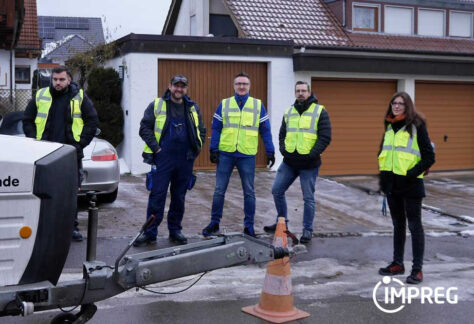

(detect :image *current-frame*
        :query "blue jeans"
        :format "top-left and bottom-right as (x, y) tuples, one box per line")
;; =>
(211, 154), (256, 228)
(271, 162), (319, 231)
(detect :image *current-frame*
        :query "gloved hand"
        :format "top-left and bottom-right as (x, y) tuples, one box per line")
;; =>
(266, 154), (275, 168)
(308, 150), (320, 160)
(210, 151), (219, 164)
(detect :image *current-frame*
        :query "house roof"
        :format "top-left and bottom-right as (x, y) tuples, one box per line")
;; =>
(16, 0), (41, 53)
(40, 34), (95, 63)
(224, 0), (352, 47)
(38, 16), (105, 49)
(225, 0), (474, 55)
(348, 32), (474, 55)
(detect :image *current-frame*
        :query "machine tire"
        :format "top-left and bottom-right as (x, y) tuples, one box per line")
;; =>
(51, 313), (76, 324)
(99, 187), (118, 204)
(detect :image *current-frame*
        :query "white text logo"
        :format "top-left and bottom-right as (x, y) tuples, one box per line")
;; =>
(372, 276), (458, 313)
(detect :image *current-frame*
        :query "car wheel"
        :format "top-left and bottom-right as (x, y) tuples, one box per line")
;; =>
(99, 187), (118, 203)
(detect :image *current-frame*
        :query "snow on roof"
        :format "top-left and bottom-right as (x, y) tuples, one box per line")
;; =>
(41, 34), (90, 58)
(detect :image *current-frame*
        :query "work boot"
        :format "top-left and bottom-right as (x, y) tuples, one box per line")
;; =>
(263, 223), (277, 233)
(133, 233), (157, 247)
(406, 269), (423, 284)
(72, 229), (83, 242)
(243, 226), (256, 238)
(169, 232), (188, 245)
(202, 222), (220, 237)
(379, 262), (405, 276)
(300, 229), (312, 243)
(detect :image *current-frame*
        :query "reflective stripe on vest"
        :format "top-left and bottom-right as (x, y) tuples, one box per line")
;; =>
(35, 87), (84, 141)
(378, 124), (423, 178)
(284, 103), (324, 155)
(143, 99), (201, 153)
(218, 96), (261, 155)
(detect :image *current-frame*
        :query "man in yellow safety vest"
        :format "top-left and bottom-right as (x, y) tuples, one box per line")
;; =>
(23, 66), (98, 241)
(264, 81), (331, 244)
(202, 72), (275, 238)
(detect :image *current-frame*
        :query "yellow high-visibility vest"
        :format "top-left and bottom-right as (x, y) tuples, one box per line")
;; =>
(284, 103), (324, 154)
(35, 87), (84, 142)
(378, 124), (423, 178)
(143, 98), (201, 153)
(218, 96), (261, 155)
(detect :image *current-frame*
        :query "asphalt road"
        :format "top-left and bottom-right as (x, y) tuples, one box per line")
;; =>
(3, 171), (474, 324)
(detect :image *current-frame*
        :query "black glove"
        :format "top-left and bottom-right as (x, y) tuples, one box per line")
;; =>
(210, 151), (219, 164)
(266, 154), (275, 168)
(308, 150), (320, 160)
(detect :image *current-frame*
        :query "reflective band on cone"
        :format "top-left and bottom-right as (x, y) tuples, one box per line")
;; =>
(242, 217), (310, 323)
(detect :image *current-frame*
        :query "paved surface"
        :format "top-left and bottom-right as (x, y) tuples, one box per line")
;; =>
(4, 171), (474, 324)
(76, 170), (474, 241)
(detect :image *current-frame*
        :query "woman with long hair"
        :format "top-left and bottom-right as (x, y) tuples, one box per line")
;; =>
(378, 91), (435, 284)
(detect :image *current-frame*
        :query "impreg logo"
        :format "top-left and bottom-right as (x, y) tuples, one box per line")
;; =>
(372, 276), (458, 313)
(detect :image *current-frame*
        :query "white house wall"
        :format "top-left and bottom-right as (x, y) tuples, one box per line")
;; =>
(174, 0), (210, 36)
(115, 53), (294, 175)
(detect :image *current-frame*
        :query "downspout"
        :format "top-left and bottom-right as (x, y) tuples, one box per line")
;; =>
(342, 0), (346, 27)
(10, 49), (13, 104)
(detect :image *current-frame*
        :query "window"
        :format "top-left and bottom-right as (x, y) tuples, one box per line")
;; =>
(353, 4), (379, 32)
(385, 6), (414, 35)
(209, 14), (238, 37)
(15, 66), (30, 84)
(449, 11), (473, 37)
(418, 9), (445, 37)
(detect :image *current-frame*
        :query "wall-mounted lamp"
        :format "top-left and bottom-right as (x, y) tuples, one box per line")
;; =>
(118, 65), (124, 80)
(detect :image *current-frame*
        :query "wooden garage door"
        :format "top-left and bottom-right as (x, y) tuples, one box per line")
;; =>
(158, 59), (268, 169)
(312, 79), (397, 175)
(415, 82), (474, 171)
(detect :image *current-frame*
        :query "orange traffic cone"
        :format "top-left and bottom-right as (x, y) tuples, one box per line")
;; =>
(242, 217), (310, 323)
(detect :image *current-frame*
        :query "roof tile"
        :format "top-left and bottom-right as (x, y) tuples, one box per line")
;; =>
(349, 32), (474, 54)
(225, 0), (352, 46)
(226, 0), (474, 54)
(16, 0), (41, 51)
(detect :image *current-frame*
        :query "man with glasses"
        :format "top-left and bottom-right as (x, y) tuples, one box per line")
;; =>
(136, 75), (206, 247)
(202, 72), (275, 238)
(264, 81), (331, 243)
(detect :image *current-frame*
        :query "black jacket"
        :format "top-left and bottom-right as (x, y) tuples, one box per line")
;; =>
(379, 120), (435, 198)
(23, 82), (98, 159)
(139, 89), (206, 164)
(279, 94), (332, 169)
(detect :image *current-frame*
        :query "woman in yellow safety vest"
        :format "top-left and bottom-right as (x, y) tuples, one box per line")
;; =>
(377, 91), (435, 284)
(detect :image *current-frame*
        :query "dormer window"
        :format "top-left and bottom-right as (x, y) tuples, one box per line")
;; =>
(353, 4), (379, 32)
(384, 6), (414, 35)
(418, 9), (445, 37)
(449, 11), (473, 38)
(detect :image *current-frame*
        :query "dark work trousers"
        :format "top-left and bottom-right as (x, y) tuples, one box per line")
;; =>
(73, 158), (84, 230)
(387, 194), (425, 270)
(144, 116), (193, 238)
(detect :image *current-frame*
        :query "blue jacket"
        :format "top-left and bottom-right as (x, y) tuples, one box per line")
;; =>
(210, 93), (274, 157)
(139, 89), (206, 164)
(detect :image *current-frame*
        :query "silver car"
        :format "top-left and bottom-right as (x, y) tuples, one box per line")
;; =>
(0, 111), (120, 203)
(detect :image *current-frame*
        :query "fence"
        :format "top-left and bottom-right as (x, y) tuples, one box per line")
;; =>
(0, 89), (33, 116)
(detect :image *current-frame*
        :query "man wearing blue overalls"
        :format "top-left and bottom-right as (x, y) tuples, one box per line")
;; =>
(136, 75), (206, 247)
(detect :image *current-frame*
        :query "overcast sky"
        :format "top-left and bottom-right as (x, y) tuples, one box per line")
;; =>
(37, 0), (172, 41)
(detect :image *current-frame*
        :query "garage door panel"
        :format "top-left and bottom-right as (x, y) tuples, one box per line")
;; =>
(312, 79), (397, 175)
(416, 82), (474, 171)
(158, 60), (268, 169)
